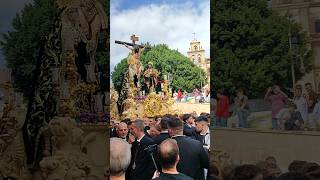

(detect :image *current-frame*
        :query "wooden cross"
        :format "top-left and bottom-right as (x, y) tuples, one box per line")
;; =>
(130, 34), (139, 45)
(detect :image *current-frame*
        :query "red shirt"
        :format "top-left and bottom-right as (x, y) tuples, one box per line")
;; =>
(177, 90), (183, 99)
(216, 95), (230, 118)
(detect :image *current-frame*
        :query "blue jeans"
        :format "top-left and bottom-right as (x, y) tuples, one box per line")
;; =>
(216, 117), (227, 127)
(272, 118), (278, 130)
(237, 109), (249, 128)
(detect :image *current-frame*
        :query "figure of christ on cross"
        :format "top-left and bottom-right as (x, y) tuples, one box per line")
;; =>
(118, 35), (145, 89)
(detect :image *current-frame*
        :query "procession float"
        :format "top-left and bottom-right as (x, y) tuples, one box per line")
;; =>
(111, 35), (178, 121)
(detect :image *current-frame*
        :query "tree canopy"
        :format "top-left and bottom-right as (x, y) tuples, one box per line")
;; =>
(0, 0), (109, 97)
(211, 0), (311, 98)
(111, 44), (207, 93)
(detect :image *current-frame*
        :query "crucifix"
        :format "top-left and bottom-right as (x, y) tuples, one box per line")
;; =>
(115, 34), (147, 93)
(130, 34), (139, 45)
(115, 34), (144, 49)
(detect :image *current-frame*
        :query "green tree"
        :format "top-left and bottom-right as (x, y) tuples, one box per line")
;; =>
(1, 0), (109, 97)
(1, 0), (59, 97)
(211, 0), (311, 98)
(112, 44), (206, 93)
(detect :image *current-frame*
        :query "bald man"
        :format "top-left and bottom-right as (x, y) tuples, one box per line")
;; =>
(110, 138), (131, 180)
(116, 122), (129, 141)
(153, 139), (193, 180)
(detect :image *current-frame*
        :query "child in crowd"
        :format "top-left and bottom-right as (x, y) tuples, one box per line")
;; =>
(284, 103), (304, 130)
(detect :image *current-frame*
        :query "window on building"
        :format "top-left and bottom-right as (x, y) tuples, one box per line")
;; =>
(192, 55), (195, 63)
(194, 45), (197, 51)
(198, 55), (201, 63)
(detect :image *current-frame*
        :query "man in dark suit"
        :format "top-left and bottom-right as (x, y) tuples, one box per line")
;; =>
(182, 114), (196, 136)
(126, 119), (155, 180)
(153, 117), (170, 145)
(167, 117), (209, 180)
(192, 115), (210, 152)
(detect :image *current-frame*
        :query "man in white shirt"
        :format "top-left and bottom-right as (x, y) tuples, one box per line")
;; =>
(293, 85), (308, 123)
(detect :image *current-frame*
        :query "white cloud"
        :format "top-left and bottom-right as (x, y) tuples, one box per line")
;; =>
(110, 0), (210, 74)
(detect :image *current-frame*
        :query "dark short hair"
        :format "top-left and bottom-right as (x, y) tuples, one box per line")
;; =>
(127, 121), (133, 126)
(300, 162), (320, 175)
(230, 164), (262, 180)
(160, 117), (169, 130)
(277, 172), (309, 180)
(195, 115), (209, 123)
(121, 118), (131, 124)
(182, 114), (192, 122)
(289, 160), (308, 172)
(158, 139), (179, 169)
(163, 114), (175, 119)
(167, 117), (183, 129)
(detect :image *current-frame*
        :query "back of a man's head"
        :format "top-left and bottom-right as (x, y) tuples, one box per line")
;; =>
(297, 162), (320, 180)
(230, 164), (262, 180)
(289, 161), (308, 172)
(158, 138), (179, 170)
(277, 172), (309, 180)
(110, 138), (131, 177)
(160, 117), (169, 131)
(167, 117), (183, 136)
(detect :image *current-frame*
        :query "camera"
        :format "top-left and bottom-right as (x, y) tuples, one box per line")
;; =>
(144, 144), (159, 171)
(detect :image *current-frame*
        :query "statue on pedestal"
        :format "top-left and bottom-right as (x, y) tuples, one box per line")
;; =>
(143, 61), (159, 94)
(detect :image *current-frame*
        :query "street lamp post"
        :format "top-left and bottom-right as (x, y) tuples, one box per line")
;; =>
(289, 25), (296, 88)
(199, 71), (203, 89)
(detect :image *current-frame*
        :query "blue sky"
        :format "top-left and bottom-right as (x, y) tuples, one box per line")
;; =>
(110, 0), (210, 74)
(114, 0), (200, 11)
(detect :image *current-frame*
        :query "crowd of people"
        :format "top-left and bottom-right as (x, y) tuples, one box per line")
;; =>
(207, 156), (320, 180)
(174, 87), (210, 104)
(212, 83), (320, 131)
(265, 83), (320, 130)
(109, 112), (211, 180)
